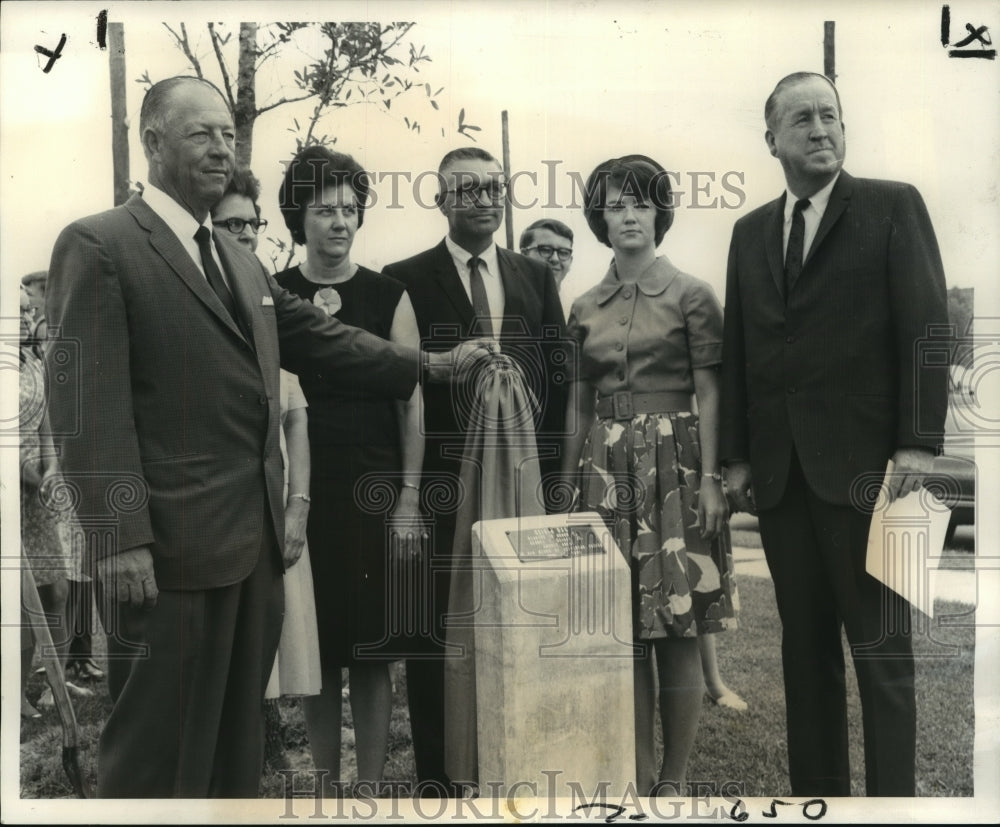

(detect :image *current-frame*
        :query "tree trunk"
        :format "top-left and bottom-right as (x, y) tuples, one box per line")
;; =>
(234, 22), (258, 167)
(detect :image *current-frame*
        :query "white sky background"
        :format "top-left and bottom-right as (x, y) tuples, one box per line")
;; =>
(1, 0), (999, 822)
(1, 0), (998, 304)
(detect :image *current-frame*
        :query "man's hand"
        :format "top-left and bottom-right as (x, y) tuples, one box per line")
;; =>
(283, 498), (309, 567)
(98, 546), (158, 610)
(885, 447), (936, 503)
(425, 339), (495, 383)
(724, 461), (756, 515)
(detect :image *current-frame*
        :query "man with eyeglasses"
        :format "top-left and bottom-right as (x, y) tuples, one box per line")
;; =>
(383, 147), (569, 793)
(212, 167), (267, 252)
(519, 218), (574, 291)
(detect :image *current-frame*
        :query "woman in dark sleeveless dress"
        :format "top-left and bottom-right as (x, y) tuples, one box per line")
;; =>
(276, 146), (424, 790)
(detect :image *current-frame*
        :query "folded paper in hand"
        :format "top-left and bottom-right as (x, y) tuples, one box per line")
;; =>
(865, 460), (951, 618)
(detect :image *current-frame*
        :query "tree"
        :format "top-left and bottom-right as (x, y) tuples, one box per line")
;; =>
(147, 21), (448, 166)
(135, 20), (483, 271)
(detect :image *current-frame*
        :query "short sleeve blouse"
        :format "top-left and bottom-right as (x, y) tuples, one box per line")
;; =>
(566, 255), (723, 397)
(279, 370), (308, 423)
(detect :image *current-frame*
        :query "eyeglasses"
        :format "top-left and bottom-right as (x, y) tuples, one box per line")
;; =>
(523, 245), (573, 262)
(446, 182), (508, 205)
(214, 217), (268, 234)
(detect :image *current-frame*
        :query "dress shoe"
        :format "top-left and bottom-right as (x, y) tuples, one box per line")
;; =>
(75, 658), (105, 681)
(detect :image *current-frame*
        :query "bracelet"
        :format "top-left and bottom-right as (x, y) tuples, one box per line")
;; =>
(288, 493), (311, 503)
(401, 482), (420, 493)
(701, 472), (723, 483)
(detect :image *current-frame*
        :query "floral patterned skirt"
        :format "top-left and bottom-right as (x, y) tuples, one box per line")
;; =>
(576, 411), (738, 640)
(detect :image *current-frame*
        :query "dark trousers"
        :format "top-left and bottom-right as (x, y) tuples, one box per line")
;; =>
(97, 537), (284, 798)
(405, 657), (450, 792)
(758, 453), (915, 797)
(402, 501), (455, 795)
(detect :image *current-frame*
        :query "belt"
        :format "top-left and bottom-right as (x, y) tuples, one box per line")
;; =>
(594, 390), (692, 420)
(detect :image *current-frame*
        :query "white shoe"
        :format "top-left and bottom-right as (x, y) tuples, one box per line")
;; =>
(66, 681), (94, 698)
(37, 681), (94, 707)
(709, 690), (748, 712)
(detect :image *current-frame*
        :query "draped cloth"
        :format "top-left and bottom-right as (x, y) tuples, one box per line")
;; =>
(443, 354), (547, 786)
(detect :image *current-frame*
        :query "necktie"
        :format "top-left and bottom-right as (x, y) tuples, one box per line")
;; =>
(468, 255), (494, 337)
(784, 198), (810, 302)
(194, 226), (239, 325)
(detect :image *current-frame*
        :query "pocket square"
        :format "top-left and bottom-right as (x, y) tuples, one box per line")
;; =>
(261, 296), (275, 306)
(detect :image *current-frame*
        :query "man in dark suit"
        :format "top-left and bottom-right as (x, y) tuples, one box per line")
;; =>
(382, 147), (568, 790)
(44, 76), (485, 798)
(719, 72), (948, 796)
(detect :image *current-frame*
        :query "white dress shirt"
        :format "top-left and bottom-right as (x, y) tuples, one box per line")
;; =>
(444, 235), (506, 327)
(782, 172), (840, 264)
(142, 183), (229, 287)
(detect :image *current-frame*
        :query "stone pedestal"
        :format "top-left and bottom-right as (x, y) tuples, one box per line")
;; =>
(473, 511), (635, 798)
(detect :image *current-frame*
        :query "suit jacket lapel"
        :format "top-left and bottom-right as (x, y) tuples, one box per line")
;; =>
(804, 170), (853, 267)
(215, 237), (257, 349)
(217, 240), (279, 408)
(430, 239), (476, 328)
(127, 196), (247, 342)
(764, 194), (786, 301)
(496, 248), (528, 339)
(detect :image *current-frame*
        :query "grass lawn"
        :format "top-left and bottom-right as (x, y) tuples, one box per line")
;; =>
(19, 550), (975, 800)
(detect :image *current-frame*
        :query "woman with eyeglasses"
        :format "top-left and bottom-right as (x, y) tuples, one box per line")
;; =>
(211, 167), (268, 250)
(274, 145), (425, 793)
(561, 155), (738, 796)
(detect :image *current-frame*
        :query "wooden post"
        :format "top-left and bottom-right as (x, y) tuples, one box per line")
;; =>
(501, 110), (514, 250)
(824, 21), (836, 83)
(108, 22), (130, 206)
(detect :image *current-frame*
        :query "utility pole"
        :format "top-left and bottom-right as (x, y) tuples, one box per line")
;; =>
(824, 21), (836, 83)
(108, 22), (130, 206)
(501, 110), (514, 250)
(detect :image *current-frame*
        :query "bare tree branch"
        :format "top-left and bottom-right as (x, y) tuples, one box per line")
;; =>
(301, 61), (338, 148)
(255, 26), (291, 62)
(380, 23), (414, 58)
(265, 237), (298, 274)
(256, 50), (279, 71)
(255, 91), (317, 117)
(207, 23), (236, 111)
(162, 22), (203, 78)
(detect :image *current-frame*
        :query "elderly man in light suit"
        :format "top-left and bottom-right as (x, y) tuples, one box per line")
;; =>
(720, 72), (948, 796)
(45, 76), (485, 798)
